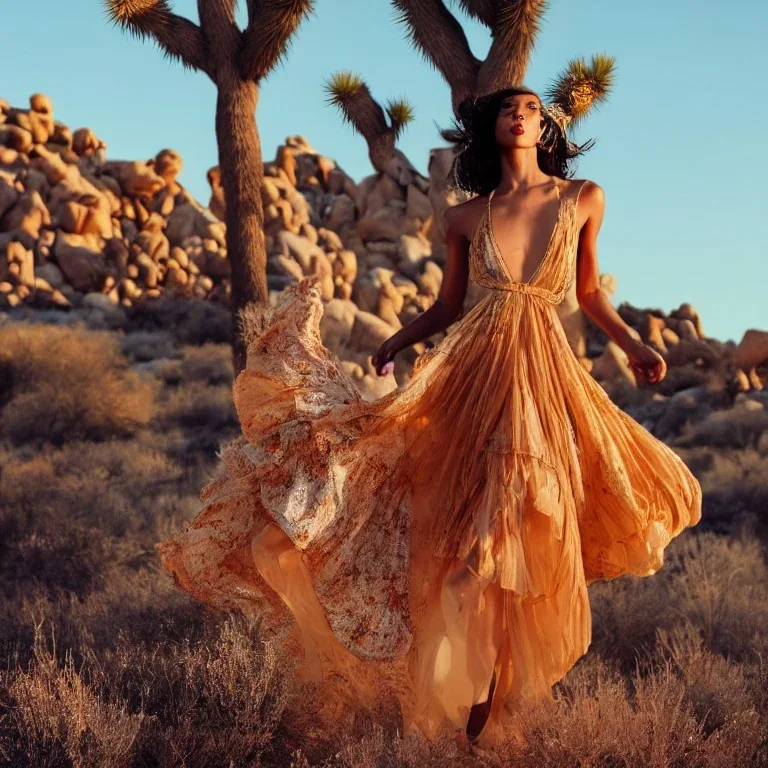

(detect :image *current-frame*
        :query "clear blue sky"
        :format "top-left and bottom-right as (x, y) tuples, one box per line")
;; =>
(2, 0), (766, 344)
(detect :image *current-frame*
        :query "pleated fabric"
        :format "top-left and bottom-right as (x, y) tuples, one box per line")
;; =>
(157, 178), (702, 745)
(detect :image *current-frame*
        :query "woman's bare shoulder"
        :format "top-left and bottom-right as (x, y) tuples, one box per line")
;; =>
(565, 178), (604, 205)
(444, 195), (485, 242)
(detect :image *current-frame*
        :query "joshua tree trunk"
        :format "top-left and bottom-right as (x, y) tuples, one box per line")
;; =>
(216, 80), (268, 372)
(104, 0), (314, 376)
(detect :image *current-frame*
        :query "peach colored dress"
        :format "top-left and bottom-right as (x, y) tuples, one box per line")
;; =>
(157, 177), (702, 745)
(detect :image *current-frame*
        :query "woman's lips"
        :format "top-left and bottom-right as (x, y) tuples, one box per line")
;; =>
(512, 126), (524, 134)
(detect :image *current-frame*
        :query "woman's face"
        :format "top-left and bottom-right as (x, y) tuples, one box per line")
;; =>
(494, 92), (546, 150)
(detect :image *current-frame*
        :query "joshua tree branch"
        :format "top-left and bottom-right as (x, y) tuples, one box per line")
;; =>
(245, 0), (261, 24)
(391, 0), (480, 113)
(105, 0), (211, 77)
(327, 81), (389, 146)
(455, 0), (496, 28)
(476, 0), (547, 96)
(239, 0), (315, 82)
(197, 0), (241, 67)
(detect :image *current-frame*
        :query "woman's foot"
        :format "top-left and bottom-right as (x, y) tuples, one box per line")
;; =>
(465, 671), (497, 743)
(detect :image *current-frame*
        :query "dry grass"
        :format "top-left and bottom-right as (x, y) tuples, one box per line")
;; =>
(124, 296), (232, 346)
(1, 531), (764, 767)
(155, 343), (233, 387)
(0, 323), (155, 445)
(679, 406), (768, 450)
(4, 631), (144, 768)
(2, 615), (291, 768)
(120, 330), (178, 363)
(589, 526), (768, 665)
(0, 319), (765, 766)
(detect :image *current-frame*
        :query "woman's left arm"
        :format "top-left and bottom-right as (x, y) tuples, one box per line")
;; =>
(574, 182), (667, 385)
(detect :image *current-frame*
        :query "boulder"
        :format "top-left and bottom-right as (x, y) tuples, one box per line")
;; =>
(397, 233), (431, 278)
(54, 231), (108, 292)
(103, 160), (164, 198)
(165, 203), (211, 244)
(349, 310), (396, 351)
(5, 241), (35, 286)
(36, 261), (65, 289)
(320, 298), (358, 355)
(590, 341), (635, 384)
(1, 189), (51, 239)
(733, 329), (768, 372)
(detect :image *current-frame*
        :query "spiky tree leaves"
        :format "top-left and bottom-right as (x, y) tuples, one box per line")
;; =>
(105, 0), (315, 82)
(103, 0), (315, 375)
(240, 0), (317, 81)
(390, 0), (549, 112)
(391, 0), (614, 128)
(386, 99), (416, 140)
(391, 0), (481, 113)
(324, 72), (422, 186)
(454, 0), (496, 27)
(105, 0), (210, 74)
(544, 54), (616, 127)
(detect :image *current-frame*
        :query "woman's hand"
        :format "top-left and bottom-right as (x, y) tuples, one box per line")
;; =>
(371, 337), (400, 377)
(624, 338), (667, 384)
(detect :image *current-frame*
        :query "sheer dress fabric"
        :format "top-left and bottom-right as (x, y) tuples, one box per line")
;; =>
(157, 177), (702, 744)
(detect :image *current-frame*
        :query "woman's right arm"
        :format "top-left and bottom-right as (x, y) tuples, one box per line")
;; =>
(371, 206), (471, 375)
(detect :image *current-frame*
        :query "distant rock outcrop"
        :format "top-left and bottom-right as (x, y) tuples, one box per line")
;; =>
(1, 92), (765, 403)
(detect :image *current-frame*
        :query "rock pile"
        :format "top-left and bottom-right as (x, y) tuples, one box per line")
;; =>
(1, 92), (765, 402)
(0, 95), (230, 321)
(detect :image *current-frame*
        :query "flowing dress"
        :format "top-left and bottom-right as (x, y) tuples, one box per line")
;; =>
(157, 176), (702, 744)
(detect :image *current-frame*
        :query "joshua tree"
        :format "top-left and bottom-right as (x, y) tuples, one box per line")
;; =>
(391, 0), (614, 133)
(104, 0), (315, 374)
(324, 71), (428, 192)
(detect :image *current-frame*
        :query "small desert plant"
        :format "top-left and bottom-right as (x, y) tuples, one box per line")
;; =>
(0, 323), (155, 445)
(155, 343), (234, 387)
(679, 405), (768, 450)
(1, 624), (144, 768)
(125, 296), (232, 347)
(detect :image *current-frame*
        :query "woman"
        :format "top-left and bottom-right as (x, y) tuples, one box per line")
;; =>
(157, 86), (702, 750)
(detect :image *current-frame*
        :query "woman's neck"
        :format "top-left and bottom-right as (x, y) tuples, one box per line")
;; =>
(497, 147), (549, 192)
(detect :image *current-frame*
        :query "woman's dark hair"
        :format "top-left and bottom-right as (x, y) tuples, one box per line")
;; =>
(438, 86), (596, 196)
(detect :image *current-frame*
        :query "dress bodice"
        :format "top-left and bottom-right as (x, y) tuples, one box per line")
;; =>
(469, 178), (588, 305)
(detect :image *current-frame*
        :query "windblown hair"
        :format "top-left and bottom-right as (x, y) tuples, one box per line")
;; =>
(438, 87), (596, 196)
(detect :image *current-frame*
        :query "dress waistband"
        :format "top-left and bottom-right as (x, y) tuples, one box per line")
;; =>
(476, 280), (562, 305)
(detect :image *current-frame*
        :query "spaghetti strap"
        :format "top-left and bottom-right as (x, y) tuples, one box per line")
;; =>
(574, 178), (588, 209)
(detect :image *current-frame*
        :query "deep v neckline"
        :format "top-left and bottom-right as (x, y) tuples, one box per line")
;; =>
(486, 178), (563, 286)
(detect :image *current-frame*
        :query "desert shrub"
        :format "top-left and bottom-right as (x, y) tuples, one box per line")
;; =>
(692, 447), (768, 535)
(589, 527), (768, 667)
(158, 382), (238, 438)
(0, 323), (155, 445)
(679, 405), (768, 450)
(0, 440), (190, 601)
(155, 343), (233, 387)
(125, 296), (232, 346)
(120, 330), (178, 362)
(655, 622), (763, 740)
(0, 615), (293, 768)
(299, 645), (765, 767)
(1, 630), (143, 768)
